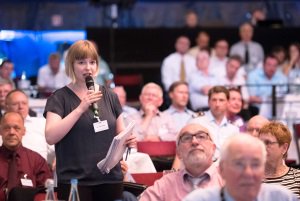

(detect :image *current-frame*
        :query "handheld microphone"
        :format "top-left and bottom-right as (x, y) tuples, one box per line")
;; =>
(85, 75), (99, 117)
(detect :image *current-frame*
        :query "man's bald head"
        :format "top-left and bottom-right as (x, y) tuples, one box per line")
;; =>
(247, 115), (269, 137)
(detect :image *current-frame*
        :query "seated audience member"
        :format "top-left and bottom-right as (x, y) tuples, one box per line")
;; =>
(258, 122), (300, 199)
(139, 123), (223, 201)
(247, 54), (288, 116)
(250, 8), (267, 26)
(209, 39), (229, 78)
(5, 89), (54, 163)
(183, 134), (298, 201)
(271, 45), (287, 72)
(113, 86), (138, 122)
(0, 59), (15, 88)
(190, 86), (239, 158)
(161, 36), (196, 91)
(230, 22), (264, 72)
(189, 50), (218, 111)
(0, 112), (52, 199)
(189, 31), (211, 58)
(283, 43), (300, 93)
(0, 78), (14, 117)
(227, 88), (246, 132)
(282, 42), (300, 76)
(184, 10), (199, 28)
(128, 83), (177, 141)
(37, 53), (70, 95)
(246, 115), (270, 137)
(219, 55), (249, 104)
(164, 81), (195, 132)
(0, 79), (36, 120)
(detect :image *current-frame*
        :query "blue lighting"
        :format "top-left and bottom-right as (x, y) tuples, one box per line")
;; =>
(0, 30), (86, 79)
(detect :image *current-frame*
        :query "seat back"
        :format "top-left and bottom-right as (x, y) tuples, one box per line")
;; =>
(7, 187), (42, 201)
(131, 172), (163, 187)
(137, 141), (176, 157)
(292, 123), (300, 163)
(34, 192), (58, 201)
(114, 74), (143, 102)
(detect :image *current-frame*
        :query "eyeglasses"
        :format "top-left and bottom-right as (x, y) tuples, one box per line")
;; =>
(247, 127), (260, 133)
(180, 131), (210, 143)
(261, 140), (279, 146)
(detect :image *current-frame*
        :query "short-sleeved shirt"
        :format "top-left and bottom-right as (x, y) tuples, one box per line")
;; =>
(44, 86), (123, 185)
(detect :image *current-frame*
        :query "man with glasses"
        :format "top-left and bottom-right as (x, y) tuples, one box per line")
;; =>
(128, 82), (177, 141)
(246, 115), (269, 137)
(184, 134), (298, 201)
(139, 123), (223, 201)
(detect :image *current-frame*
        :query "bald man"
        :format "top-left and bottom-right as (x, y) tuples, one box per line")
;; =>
(246, 115), (269, 137)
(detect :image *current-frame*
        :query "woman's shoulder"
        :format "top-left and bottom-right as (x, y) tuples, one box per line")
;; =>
(99, 85), (117, 97)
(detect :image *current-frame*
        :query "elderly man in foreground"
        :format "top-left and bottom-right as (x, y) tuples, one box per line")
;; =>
(183, 134), (298, 201)
(139, 123), (223, 201)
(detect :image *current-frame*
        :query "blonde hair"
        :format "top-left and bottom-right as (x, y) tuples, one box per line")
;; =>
(65, 40), (99, 83)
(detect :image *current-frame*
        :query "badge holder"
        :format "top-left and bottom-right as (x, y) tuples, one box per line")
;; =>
(93, 109), (109, 133)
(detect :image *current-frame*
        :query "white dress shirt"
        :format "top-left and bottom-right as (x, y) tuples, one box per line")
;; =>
(22, 116), (55, 163)
(209, 56), (228, 78)
(163, 105), (195, 133)
(161, 52), (197, 91)
(230, 41), (264, 72)
(37, 63), (70, 89)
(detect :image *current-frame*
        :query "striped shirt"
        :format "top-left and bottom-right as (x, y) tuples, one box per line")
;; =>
(264, 167), (300, 199)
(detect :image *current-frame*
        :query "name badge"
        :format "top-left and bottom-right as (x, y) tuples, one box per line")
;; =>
(93, 120), (109, 133)
(21, 178), (33, 187)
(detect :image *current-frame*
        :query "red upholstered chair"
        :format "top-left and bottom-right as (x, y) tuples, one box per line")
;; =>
(292, 123), (300, 163)
(137, 141), (176, 157)
(34, 192), (58, 201)
(131, 172), (164, 187)
(137, 141), (176, 171)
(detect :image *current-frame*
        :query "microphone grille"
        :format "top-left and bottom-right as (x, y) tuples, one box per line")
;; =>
(85, 75), (94, 89)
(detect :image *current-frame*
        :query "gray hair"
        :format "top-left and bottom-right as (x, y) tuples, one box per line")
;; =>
(220, 133), (267, 163)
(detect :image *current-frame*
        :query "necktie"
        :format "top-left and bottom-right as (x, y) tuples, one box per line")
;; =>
(7, 152), (18, 192)
(180, 57), (186, 82)
(244, 44), (249, 64)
